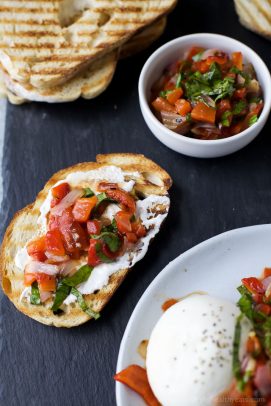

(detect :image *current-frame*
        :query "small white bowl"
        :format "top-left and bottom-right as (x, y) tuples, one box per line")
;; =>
(138, 33), (271, 158)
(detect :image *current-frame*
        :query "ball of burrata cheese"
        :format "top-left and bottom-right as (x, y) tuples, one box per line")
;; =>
(146, 294), (239, 406)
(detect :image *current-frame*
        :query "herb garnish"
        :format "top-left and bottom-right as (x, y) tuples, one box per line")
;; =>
(83, 187), (95, 197)
(71, 288), (100, 320)
(248, 115), (258, 127)
(52, 265), (93, 313)
(30, 282), (41, 305)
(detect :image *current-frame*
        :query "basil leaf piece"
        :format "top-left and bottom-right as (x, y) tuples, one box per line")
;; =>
(159, 90), (171, 98)
(101, 219), (118, 233)
(221, 111), (232, 127)
(51, 265), (93, 312)
(232, 101), (246, 115)
(71, 288), (100, 320)
(176, 72), (184, 88)
(51, 283), (71, 312)
(101, 232), (121, 253)
(95, 243), (114, 263)
(84, 187), (95, 197)
(30, 282), (41, 305)
(202, 63), (222, 82)
(62, 264), (93, 287)
(248, 114), (258, 127)
(192, 51), (203, 62)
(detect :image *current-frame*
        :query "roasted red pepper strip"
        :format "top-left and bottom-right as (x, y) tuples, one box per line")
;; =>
(106, 189), (136, 213)
(242, 277), (265, 294)
(114, 365), (161, 406)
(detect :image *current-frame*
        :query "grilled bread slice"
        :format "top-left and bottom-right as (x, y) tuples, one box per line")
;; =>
(0, 0), (177, 90)
(0, 153), (172, 327)
(1, 17), (167, 104)
(1, 51), (118, 103)
(234, 0), (271, 40)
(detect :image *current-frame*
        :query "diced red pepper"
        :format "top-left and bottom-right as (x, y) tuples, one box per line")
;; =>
(51, 182), (70, 208)
(24, 272), (37, 287)
(27, 236), (47, 262)
(192, 60), (210, 73)
(263, 268), (271, 278)
(166, 88), (183, 105)
(152, 97), (177, 113)
(98, 182), (118, 191)
(88, 239), (102, 267)
(186, 46), (205, 61)
(233, 88), (247, 100)
(37, 273), (56, 292)
(191, 102), (216, 124)
(115, 211), (132, 234)
(175, 99), (192, 115)
(106, 189), (136, 214)
(87, 220), (102, 235)
(58, 208), (88, 257)
(45, 229), (66, 256)
(242, 277), (265, 294)
(126, 232), (138, 243)
(246, 334), (262, 357)
(206, 54), (228, 66)
(114, 365), (160, 406)
(132, 220), (147, 238)
(217, 99), (231, 120)
(232, 52), (243, 70)
(256, 303), (271, 316)
(252, 293), (264, 304)
(72, 196), (98, 223)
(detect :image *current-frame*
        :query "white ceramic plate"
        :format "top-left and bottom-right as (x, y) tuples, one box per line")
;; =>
(116, 224), (271, 406)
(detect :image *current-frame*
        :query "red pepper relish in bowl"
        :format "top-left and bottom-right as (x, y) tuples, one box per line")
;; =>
(150, 47), (264, 140)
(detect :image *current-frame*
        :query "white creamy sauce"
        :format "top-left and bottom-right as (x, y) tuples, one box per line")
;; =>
(17, 165), (169, 305)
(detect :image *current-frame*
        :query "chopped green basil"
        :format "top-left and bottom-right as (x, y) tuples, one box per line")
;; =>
(221, 111), (232, 127)
(30, 282), (41, 305)
(232, 101), (246, 115)
(83, 187), (95, 197)
(62, 265), (93, 287)
(101, 219), (118, 233)
(248, 114), (258, 127)
(51, 265), (93, 312)
(186, 112), (192, 122)
(192, 51), (203, 62)
(101, 232), (121, 253)
(176, 72), (184, 88)
(230, 66), (241, 74)
(90, 232), (121, 253)
(210, 77), (235, 102)
(71, 288), (100, 320)
(202, 63), (222, 82)
(159, 90), (171, 98)
(51, 283), (70, 313)
(95, 243), (114, 263)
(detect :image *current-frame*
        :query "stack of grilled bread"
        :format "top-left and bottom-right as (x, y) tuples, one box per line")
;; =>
(0, 0), (177, 104)
(234, 0), (271, 40)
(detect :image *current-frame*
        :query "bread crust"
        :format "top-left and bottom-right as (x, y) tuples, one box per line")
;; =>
(0, 154), (172, 327)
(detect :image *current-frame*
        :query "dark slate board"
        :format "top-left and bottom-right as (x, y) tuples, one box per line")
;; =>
(0, 1), (271, 405)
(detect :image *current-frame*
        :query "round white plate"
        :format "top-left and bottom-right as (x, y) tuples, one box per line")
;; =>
(116, 224), (271, 406)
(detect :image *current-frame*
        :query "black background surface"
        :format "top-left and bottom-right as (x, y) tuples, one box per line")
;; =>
(0, 1), (271, 405)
